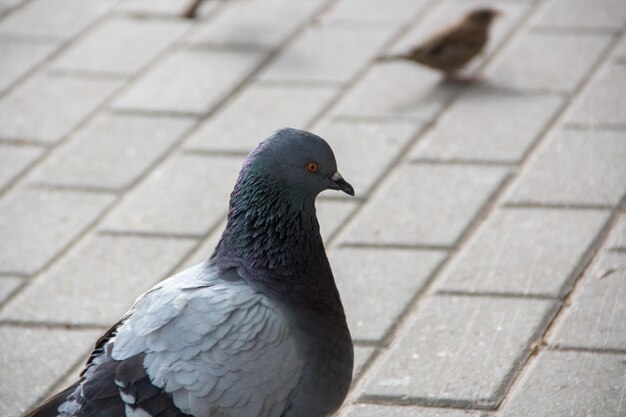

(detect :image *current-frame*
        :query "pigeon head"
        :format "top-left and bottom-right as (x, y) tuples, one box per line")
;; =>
(465, 7), (500, 26)
(213, 128), (353, 284)
(245, 128), (354, 198)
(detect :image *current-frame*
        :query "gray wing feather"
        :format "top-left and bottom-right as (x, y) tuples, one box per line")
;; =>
(112, 264), (303, 417)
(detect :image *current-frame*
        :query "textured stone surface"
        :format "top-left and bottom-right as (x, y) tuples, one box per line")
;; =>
(0, 73), (122, 144)
(411, 91), (564, 163)
(488, 31), (612, 92)
(0, 276), (22, 305)
(607, 215), (626, 249)
(331, 248), (445, 341)
(0, 144), (43, 192)
(322, 0), (430, 22)
(0, 326), (102, 417)
(316, 198), (358, 243)
(360, 295), (555, 408)
(499, 350), (626, 417)
(0, 38), (57, 94)
(52, 17), (189, 75)
(532, 0), (626, 29)
(184, 84), (338, 152)
(353, 346), (375, 381)
(0, 0), (115, 39)
(0, 188), (114, 275)
(505, 129), (626, 206)
(113, 48), (265, 115)
(315, 119), (420, 197)
(258, 23), (396, 83)
(549, 252), (626, 351)
(100, 153), (243, 235)
(28, 113), (194, 190)
(187, 0), (321, 48)
(436, 208), (609, 297)
(344, 404), (482, 417)
(566, 64), (626, 127)
(340, 164), (508, 246)
(115, 0), (217, 17)
(1, 235), (196, 325)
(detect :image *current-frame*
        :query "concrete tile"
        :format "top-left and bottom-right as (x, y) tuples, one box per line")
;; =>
(500, 350), (626, 417)
(52, 17), (189, 75)
(0, 276), (22, 305)
(437, 208), (610, 297)
(113, 48), (265, 115)
(316, 198), (358, 243)
(100, 153), (243, 235)
(331, 248), (446, 341)
(0, 0), (116, 39)
(505, 129), (626, 206)
(549, 252), (626, 351)
(0, 143), (44, 191)
(353, 346), (375, 381)
(1, 235), (196, 325)
(0, 38), (57, 94)
(614, 34), (626, 60)
(532, 0), (626, 30)
(566, 63), (626, 127)
(184, 84), (339, 152)
(115, 0), (218, 17)
(411, 91), (564, 163)
(344, 404), (482, 417)
(258, 23), (396, 83)
(360, 295), (555, 408)
(0, 73), (122, 144)
(0, 188), (114, 275)
(488, 31), (612, 92)
(340, 164), (508, 246)
(187, 0), (321, 48)
(315, 119), (420, 197)
(606, 214), (626, 249)
(0, 0), (26, 14)
(0, 326), (101, 417)
(28, 113), (194, 190)
(322, 0), (431, 23)
(182, 220), (226, 268)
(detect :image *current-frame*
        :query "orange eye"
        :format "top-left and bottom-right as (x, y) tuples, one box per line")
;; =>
(306, 162), (318, 173)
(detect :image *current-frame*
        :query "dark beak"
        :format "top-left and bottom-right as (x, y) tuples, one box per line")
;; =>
(330, 172), (355, 196)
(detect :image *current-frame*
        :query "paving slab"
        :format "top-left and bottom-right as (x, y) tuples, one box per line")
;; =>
(487, 30), (612, 92)
(321, 0), (431, 23)
(331, 247), (446, 341)
(315, 119), (421, 197)
(436, 207), (610, 297)
(0, 326), (102, 417)
(0, 143), (44, 192)
(565, 63), (626, 127)
(51, 16), (190, 76)
(531, 0), (626, 30)
(115, 0), (218, 17)
(411, 91), (564, 163)
(0, 188), (114, 275)
(0, 72), (122, 144)
(0, 276), (22, 305)
(606, 214), (626, 250)
(359, 295), (556, 408)
(549, 252), (626, 351)
(100, 153), (243, 235)
(353, 346), (375, 381)
(0, 0), (26, 15)
(0, 234), (196, 325)
(258, 23), (397, 84)
(0, 0), (116, 40)
(184, 83), (339, 152)
(499, 350), (626, 417)
(340, 164), (509, 247)
(316, 198), (359, 242)
(343, 404), (483, 417)
(187, 0), (322, 48)
(27, 113), (195, 190)
(505, 129), (626, 206)
(0, 37), (57, 94)
(113, 47), (265, 115)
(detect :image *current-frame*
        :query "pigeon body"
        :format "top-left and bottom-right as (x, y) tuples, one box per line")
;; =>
(378, 8), (500, 78)
(27, 128), (354, 417)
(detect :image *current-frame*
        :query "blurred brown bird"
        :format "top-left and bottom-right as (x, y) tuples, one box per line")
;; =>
(181, 0), (205, 18)
(378, 8), (501, 81)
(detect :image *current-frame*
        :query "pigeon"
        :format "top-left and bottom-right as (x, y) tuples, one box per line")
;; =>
(377, 8), (501, 81)
(26, 128), (355, 417)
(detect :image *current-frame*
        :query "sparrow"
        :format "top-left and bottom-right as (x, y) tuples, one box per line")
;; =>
(378, 8), (501, 80)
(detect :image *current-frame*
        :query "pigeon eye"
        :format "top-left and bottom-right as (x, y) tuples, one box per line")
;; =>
(306, 162), (319, 173)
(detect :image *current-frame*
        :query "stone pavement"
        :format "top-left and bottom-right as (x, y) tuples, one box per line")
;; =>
(1, 0), (625, 416)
